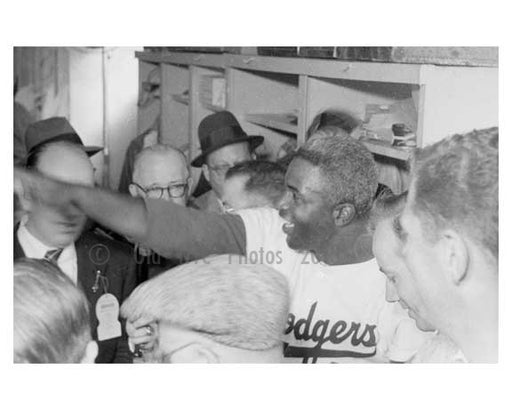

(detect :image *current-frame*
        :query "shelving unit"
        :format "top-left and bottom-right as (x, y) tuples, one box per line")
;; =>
(136, 50), (498, 188)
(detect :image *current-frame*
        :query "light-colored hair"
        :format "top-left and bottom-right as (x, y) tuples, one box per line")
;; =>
(411, 127), (498, 261)
(368, 190), (408, 239)
(14, 258), (92, 363)
(121, 255), (290, 351)
(132, 143), (188, 181)
(295, 135), (378, 215)
(225, 160), (286, 208)
(306, 110), (361, 139)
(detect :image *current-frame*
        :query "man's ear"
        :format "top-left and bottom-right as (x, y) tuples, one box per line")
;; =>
(81, 340), (98, 363)
(439, 229), (469, 285)
(17, 191), (33, 213)
(202, 164), (210, 183)
(128, 184), (138, 198)
(332, 203), (355, 226)
(169, 342), (220, 364)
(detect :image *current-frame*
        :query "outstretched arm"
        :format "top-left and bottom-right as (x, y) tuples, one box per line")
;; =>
(14, 167), (246, 260)
(15, 167), (149, 240)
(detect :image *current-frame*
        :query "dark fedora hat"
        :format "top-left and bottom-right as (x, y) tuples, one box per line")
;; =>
(25, 117), (103, 158)
(191, 111), (264, 167)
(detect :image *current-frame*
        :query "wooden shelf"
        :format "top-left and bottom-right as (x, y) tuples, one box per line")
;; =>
(136, 51), (226, 69)
(202, 102), (225, 112)
(360, 139), (413, 161)
(172, 93), (190, 105)
(136, 51), (425, 85)
(245, 113), (298, 134)
(137, 50), (497, 167)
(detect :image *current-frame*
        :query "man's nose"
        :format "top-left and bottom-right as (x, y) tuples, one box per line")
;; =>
(279, 191), (292, 209)
(161, 190), (172, 201)
(278, 196), (291, 219)
(385, 279), (400, 303)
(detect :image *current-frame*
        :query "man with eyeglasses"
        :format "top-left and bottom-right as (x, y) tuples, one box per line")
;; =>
(129, 144), (191, 206)
(128, 144), (191, 280)
(191, 111), (264, 213)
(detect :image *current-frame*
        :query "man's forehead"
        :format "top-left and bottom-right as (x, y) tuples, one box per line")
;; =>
(285, 158), (325, 194)
(374, 218), (403, 259)
(225, 173), (249, 192)
(38, 143), (94, 185)
(208, 142), (251, 164)
(137, 154), (188, 181)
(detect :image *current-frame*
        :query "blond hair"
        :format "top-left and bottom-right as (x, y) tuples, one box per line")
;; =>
(14, 258), (91, 363)
(121, 255), (289, 350)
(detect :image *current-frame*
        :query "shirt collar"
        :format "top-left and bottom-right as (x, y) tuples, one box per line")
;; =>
(17, 218), (76, 261)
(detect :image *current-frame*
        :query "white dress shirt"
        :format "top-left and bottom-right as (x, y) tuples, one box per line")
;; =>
(17, 219), (78, 285)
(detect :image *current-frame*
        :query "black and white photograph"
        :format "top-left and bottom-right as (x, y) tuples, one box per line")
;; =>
(2, 2), (509, 410)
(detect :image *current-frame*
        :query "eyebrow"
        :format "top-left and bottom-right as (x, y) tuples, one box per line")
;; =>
(392, 215), (408, 244)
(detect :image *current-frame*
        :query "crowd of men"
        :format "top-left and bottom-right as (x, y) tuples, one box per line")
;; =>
(13, 108), (498, 364)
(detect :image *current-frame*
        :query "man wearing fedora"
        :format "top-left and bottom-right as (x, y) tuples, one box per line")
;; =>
(14, 117), (137, 363)
(15, 131), (430, 363)
(191, 111), (264, 213)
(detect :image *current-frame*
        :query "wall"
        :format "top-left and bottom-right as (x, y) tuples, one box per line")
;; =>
(14, 47), (142, 189)
(68, 47), (142, 188)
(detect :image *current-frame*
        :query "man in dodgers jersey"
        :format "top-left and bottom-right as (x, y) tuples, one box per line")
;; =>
(15, 135), (430, 363)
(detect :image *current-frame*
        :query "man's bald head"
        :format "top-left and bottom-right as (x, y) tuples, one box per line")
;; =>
(130, 144), (190, 206)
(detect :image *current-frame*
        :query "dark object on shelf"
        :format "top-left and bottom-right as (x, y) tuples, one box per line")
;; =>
(392, 123), (413, 137)
(298, 47), (336, 59)
(335, 47), (498, 67)
(257, 47), (298, 57)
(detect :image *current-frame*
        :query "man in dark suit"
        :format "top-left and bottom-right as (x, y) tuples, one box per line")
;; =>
(14, 117), (137, 363)
(191, 111), (264, 213)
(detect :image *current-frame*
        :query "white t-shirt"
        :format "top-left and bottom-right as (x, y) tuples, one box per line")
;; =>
(238, 207), (431, 363)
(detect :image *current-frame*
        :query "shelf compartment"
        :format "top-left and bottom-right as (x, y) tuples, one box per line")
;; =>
(244, 113), (298, 134)
(171, 93), (190, 105)
(360, 139), (413, 161)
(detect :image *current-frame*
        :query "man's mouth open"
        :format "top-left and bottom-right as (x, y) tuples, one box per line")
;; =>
(282, 222), (295, 235)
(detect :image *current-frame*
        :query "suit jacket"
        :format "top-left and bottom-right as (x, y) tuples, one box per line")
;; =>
(14, 227), (138, 363)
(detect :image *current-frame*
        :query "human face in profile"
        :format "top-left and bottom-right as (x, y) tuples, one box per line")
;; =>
(397, 190), (454, 334)
(373, 216), (436, 332)
(278, 158), (336, 254)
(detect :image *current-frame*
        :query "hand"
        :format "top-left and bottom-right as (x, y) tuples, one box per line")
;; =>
(126, 316), (157, 352)
(14, 167), (78, 217)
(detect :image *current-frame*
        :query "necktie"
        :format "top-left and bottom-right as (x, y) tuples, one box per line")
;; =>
(44, 248), (63, 266)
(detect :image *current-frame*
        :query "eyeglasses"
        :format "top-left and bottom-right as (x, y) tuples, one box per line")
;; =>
(133, 182), (188, 199)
